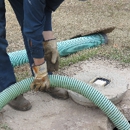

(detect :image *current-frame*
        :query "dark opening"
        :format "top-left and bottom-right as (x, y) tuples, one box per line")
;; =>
(93, 77), (110, 86)
(113, 121), (130, 130)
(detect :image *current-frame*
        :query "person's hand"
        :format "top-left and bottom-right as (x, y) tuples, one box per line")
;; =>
(30, 61), (50, 91)
(43, 39), (59, 72)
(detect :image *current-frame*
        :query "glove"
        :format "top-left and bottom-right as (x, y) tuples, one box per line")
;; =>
(30, 61), (50, 91)
(43, 39), (59, 72)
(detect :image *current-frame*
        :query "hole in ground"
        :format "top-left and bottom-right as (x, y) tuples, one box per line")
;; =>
(113, 121), (130, 130)
(93, 77), (110, 86)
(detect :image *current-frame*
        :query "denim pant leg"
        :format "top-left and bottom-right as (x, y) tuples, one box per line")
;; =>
(44, 8), (52, 31)
(46, 0), (64, 11)
(0, 0), (16, 92)
(9, 0), (34, 75)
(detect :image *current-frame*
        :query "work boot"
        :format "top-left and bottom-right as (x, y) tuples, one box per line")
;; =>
(8, 95), (32, 111)
(46, 88), (69, 100)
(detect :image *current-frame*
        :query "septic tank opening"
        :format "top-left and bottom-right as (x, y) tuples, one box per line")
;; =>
(113, 121), (130, 130)
(93, 77), (110, 86)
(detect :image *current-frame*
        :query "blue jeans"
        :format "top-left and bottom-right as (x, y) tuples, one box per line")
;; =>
(0, 0), (33, 92)
(23, 0), (64, 58)
(0, 0), (63, 92)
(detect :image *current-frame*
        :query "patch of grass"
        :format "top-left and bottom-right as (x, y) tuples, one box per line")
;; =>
(14, 44), (130, 81)
(111, 50), (130, 63)
(97, 46), (130, 64)
(15, 45), (130, 80)
(14, 64), (31, 82)
(60, 44), (130, 69)
(0, 124), (12, 130)
(15, 71), (30, 82)
(59, 47), (99, 68)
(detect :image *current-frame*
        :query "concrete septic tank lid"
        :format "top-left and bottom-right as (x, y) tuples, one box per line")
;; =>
(68, 61), (128, 107)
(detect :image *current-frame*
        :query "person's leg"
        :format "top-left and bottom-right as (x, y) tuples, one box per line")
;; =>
(43, 7), (69, 99)
(7, 0), (32, 111)
(46, 0), (64, 11)
(8, 0), (34, 69)
(9, 0), (68, 100)
(0, 0), (16, 92)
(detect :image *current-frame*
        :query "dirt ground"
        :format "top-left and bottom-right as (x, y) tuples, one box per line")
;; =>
(5, 0), (130, 52)
(1, 0), (130, 130)
(1, 59), (130, 130)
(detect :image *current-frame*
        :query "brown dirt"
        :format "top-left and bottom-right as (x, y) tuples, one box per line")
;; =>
(6, 0), (130, 51)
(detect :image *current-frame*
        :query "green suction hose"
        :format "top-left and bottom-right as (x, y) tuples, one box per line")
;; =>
(9, 50), (28, 67)
(57, 33), (107, 56)
(3, 33), (130, 129)
(8, 33), (107, 67)
(0, 75), (130, 130)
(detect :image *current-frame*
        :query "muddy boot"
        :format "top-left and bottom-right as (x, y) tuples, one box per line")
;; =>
(8, 95), (32, 111)
(46, 88), (69, 100)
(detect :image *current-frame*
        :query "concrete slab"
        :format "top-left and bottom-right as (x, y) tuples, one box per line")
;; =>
(65, 59), (129, 107)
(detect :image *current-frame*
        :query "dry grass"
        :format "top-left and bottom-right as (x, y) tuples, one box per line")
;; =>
(5, 0), (130, 80)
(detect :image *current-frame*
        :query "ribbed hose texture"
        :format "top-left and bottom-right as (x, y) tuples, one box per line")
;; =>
(8, 33), (107, 67)
(0, 75), (130, 130)
(57, 33), (107, 56)
(50, 75), (130, 130)
(9, 50), (29, 67)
